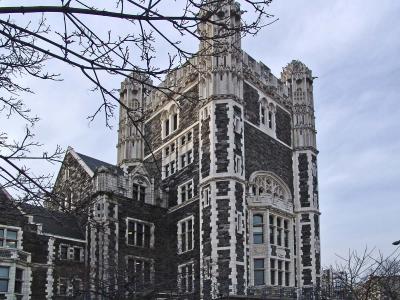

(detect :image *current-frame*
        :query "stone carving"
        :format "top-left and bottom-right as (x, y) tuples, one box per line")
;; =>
(253, 175), (286, 200)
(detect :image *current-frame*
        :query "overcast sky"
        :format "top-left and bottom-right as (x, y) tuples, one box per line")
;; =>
(2, 0), (400, 266)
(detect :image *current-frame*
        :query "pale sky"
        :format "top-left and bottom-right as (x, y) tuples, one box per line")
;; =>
(1, 0), (400, 266)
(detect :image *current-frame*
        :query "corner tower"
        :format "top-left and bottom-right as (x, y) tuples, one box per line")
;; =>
(198, 1), (246, 298)
(281, 61), (321, 293)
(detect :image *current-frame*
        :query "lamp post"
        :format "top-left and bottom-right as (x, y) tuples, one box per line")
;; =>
(392, 240), (400, 246)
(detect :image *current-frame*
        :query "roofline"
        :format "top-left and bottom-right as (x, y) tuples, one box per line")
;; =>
(67, 146), (95, 177)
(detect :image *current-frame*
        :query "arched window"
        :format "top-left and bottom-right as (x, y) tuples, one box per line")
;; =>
(253, 214), (264, 244)
(161, 104), (179, 139)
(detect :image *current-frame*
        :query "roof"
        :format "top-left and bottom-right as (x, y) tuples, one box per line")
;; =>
(76, 151), (122, 174)
(21, 204), (85, 241)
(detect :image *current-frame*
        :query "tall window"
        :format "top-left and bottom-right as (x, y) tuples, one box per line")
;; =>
(178, 262), (194, 293)
(14, 268), (23, 294)
(133, 184), (146, 202)
(253, 214), (264, 244)
(127, 257), (152, 289)
(269, 215), (275, 244)
(178, 217), (194, 253)
(0, 266), (9, 293)
(178, 180), (193, 205)
(60, 245), (68, 260)
(0, 228), (18, 248)
(127, 219), (153, 248)
(254, 259), (265, 286)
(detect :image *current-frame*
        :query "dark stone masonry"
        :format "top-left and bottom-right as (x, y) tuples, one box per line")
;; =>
(0, 5), (321, 298)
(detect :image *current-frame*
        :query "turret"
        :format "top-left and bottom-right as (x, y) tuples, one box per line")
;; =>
(116, 75), (148, 171)
(281, 61), (321, 295)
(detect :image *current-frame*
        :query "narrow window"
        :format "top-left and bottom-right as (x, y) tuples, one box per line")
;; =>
(165, 119), (170, 136)
(254, 259), (265, 286)
(73, 248), (81, 262)
(15, 268), (23, 294)
(187, 151), (192, 164)
(139, 187), (146, 202)
(59, 278), (68, 295)
(136, 223), (143, 247)
(132, 184), (138, 201)
(60, 245), (68, 260)
(261, 107), (266, 124)
(269, 215), (275, 244)
(253, 214), (264, 244)
(170, 161), (175, 174)
(181, 154), (186, 168)
(144, 225), (151, 248)
(181, 135), (186, 146)
(173, 114), (178, 131)
(0, 266), (9, 293)
(187, 182), (193, 199)
(165, 165), (169, 177)
(270, 259), (276, 285)
(181, 185), (187, 203)
(268, 111), (273, 129)
(187, 131), (192, 142)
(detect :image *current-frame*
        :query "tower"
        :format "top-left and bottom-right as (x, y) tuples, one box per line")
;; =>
(281, 61), (321, 293)
(198, 1), (246, 298)
(116, 75), (147, 171)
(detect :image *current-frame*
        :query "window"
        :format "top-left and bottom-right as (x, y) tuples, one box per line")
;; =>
(253, 214), (264, 244)
(234, 155), (242, 174)
(132, 184), (146, 202)
(161, 106), (179, 138)
(127, 219), (153, 248)
(259, 101), (275, 132)
(172, 113), (178, 131)
(0, 266), (9, 293)
(284, 220), (289, 248)
(164, 119), (170, 137)
(127, 257), (152, 289)
(277, 218), (282, 246)
(269, 215), (275, 244)
(203, 257), (212, 279)
(15, 268), (23, 294)
(0, 228), (18, 248)
(178, 180), (194, 205)
(254, 259), (265, 286)
(58, 278), (68, 296)
(234, 116), (242, 133)
(202, 187), (210, 207)
(73, 247), (82, 262)
(178, 217), (194, 253)
(270, 259), (276, 285)
(178, 262), (194, 293)
(60, 245), (68, 260)
(285, 261), (290, 286)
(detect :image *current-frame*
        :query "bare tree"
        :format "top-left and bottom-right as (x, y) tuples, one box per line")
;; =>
(322, 247), (400, 300)
(0, 0), (276, 208)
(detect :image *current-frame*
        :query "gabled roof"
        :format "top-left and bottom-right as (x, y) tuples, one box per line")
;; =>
(21, 204), (85, 241)
(76, 152), (116, 173)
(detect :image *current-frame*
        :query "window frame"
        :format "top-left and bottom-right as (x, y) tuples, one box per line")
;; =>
(0, 266), (9, 293)
(0, 227), (19, 249)
(253, 258), (265, 286)
(178, 180), (194, 205)
(177, 216), (194, 254)
(126, 218), (154, 249)
(253, 214), (264, 244)
(178, 261), (195, 293)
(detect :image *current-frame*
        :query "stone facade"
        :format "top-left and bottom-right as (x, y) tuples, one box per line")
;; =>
(0, 2), (321, 299)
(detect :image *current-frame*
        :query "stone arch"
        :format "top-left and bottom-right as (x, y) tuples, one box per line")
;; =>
(248, 171), (292, 202)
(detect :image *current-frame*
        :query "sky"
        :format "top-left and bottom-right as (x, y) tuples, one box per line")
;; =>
(1, 0), (400, 266)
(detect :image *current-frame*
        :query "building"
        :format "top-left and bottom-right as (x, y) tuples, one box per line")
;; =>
(0, 1), (321, 299)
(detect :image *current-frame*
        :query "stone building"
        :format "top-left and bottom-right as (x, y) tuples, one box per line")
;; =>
(0, 1), (321, 299)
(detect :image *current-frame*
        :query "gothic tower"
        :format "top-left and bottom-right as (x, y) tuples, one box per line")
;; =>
(116, 75), (147, 172)
(198, 1), (246, 298)
(281, 61), (321, 293)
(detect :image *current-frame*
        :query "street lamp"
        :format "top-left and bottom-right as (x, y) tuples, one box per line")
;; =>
(392, 240), (400, 246)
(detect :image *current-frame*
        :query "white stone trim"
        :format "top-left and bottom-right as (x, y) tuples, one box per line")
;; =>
(143, 121), (199, 161)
